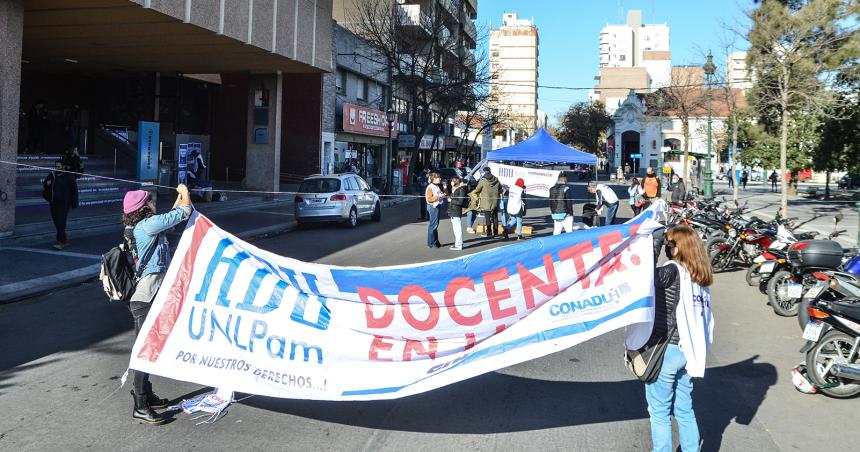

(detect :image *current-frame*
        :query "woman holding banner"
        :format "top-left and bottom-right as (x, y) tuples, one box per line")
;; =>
(121, 184), (193, 424)
(646, 225), (714, 452)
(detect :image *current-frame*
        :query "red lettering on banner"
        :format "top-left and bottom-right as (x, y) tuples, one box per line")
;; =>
(444, 277), (482, 326)
(517, 254), (559, 310)
(596, 231), (628, 286)
(398, 285), (440, 331)
(403, 337), (438, 361)
(464, 332), (476, 350)
(359, 287), (395, 328)
(495, 324), (507, 334)
(484, 268), (517, 320)
(369, 335), (395, 361)
(559, 241), (593, 289)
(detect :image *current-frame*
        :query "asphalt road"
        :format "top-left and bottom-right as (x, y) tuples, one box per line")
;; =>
(1, 195), (858, 451)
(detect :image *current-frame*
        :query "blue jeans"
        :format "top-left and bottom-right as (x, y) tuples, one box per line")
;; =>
(499, 198), (508, 225)
(466, 210), (476, 229)
(506, 215), (523, 236)
(605, 202), (619, 226)
(645, 344), (700, 452)
(427, 205), (440, 246)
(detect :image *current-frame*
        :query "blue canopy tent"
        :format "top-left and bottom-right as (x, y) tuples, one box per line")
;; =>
(486, 128), (598, 165)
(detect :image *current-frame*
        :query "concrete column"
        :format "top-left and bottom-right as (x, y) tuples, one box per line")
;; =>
(245, 73), (283, 193)
(0, 0), (24, 237)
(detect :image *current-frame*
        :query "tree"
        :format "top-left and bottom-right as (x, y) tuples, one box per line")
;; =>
(346, 0), (491, 160)
(644, 67), (709, 184)
(557, 101), (612, 156)
(746, 0), (859, 216)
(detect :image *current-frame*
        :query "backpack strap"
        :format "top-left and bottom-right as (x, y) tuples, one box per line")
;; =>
(126, 225), (158, 279)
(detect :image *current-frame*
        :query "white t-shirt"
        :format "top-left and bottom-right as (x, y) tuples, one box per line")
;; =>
(596, 184), (618, 204)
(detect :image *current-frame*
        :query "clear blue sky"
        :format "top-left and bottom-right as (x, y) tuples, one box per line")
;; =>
(477, 0), (751, 122)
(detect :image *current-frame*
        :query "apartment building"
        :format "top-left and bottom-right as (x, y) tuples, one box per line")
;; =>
(490, 13), (539, 148)
(727, 51), (753, 90)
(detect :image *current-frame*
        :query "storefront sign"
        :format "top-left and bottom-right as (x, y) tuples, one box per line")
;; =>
(343, 103), (397, 138)
(398, 134), (444, 150)
(137, 121), (160, 181)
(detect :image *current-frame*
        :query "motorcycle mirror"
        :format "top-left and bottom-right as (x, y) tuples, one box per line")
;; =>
(835, 213), (844, 224)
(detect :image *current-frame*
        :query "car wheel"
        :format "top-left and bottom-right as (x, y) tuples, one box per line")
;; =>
(371, 201), (382, 222)
(346, 207), (358, 228)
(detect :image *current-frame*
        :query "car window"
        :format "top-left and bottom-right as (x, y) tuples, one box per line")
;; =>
(299, 178), (340, 193)
(343, 177), (358, 191)
(356, 177), (371, 191)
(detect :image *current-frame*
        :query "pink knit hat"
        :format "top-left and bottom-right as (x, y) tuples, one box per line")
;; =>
(123, 190), (151, 214)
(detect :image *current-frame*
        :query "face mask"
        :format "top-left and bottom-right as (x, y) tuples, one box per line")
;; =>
(665, 243), (675, 260)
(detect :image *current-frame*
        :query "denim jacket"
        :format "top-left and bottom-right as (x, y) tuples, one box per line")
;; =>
(133, 205), (192, 277)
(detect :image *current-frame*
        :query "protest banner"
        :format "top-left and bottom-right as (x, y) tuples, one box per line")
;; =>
(488, 163), (560, 198)
(129, 208), (663, 401)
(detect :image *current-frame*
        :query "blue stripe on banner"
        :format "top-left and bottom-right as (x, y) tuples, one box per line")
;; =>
(340, 296), (652, 396)
(330, 216), (651, 295)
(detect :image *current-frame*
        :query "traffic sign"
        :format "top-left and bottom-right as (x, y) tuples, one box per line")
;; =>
(630, 153), (642, 159)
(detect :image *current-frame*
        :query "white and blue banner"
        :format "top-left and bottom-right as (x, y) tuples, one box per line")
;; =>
(137, 121), (159, 181)
(129, 207), (663, 400)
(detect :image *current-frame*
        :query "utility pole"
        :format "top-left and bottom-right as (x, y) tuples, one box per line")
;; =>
(703, 51), (716, 199)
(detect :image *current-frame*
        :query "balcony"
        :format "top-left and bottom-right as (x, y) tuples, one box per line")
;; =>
(461, 15), (477, 49)
(438, 0), (458, 22)
(397, 4), (422, 28)
(464, 0), (478, 20)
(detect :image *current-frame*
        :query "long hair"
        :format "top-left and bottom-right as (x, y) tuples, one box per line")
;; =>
(122, 205), (154, 227)
(666, 225), (713, 287)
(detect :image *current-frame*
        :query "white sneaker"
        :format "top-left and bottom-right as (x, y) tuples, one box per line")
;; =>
(449, 246), (463, 251)
(466, 228), (475, 234)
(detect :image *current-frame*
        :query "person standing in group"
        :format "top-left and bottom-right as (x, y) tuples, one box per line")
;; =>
(642, 167), (661, 205)
(121, 184), (193, 424)
(465, 190), (480, 234)
(549, 175), (574, 235)
(417, 169), (430, 220)
(727, 168), (735, 189)
(62, 147), (84, 179)
(645, 225), (714, 452)
(470, 167), (501, 238)
(740, 169), (749, 191)
(616, 166), (624, 183)
(671, 174), (687, 206)
(447, 177), (468, 250)
(628, 178), (645, 216)
(505, 178), (527, 240)
(43, 160), (79, 250)
(588, 181), (620, 226)
(769, 170), (778, 192)
(425, 172), (445, 248)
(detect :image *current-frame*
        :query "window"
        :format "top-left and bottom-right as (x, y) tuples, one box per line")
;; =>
(299, 178), (340, 193)
(336, 71), (346, 94)
(344, 177), (359, 191)
(358, 79), (369, 100)
(356, 177), (371, 191)
(619, 55), (626, 61)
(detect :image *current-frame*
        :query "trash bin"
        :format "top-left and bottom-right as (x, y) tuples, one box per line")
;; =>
(582, 203), (598, 227)
(158, 162), (175, 195)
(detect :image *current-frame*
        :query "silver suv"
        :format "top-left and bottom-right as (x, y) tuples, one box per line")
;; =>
(294, 173), (382, 228)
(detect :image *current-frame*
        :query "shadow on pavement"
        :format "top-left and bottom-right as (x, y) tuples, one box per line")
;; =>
(241, 356), (776, 447)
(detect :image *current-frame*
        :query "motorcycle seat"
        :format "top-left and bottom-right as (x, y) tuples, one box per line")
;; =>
(827, 299), (860, 320)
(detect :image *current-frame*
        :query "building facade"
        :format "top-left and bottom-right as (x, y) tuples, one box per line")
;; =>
(590, 10), (670, 114)
(727, 51), (753, 90)
(490, 12), (539, 146)
(1, 0), (333, 236)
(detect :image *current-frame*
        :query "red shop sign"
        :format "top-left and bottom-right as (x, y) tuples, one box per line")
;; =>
(343, 103), (398, 138)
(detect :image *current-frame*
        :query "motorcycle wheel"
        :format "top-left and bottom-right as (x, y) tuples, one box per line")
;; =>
(705, 237), (725, 256)
(710, 248), (733, 272)
(805, 329), (860, 398)
(768, 270), (799, 317)
(745, 262), (761, 286)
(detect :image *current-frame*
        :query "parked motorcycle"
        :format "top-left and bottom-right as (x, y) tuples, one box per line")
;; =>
(800, 297), (860, 398)
(768, 239), (846, 317)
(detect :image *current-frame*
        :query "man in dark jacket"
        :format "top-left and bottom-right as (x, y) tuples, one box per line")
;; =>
(549, 175), (574, 234)
(43, 161), (79, 249)
(447, 177), (468, 250)
(670, 174), (686, 205)
(470, 167), (501, 238)
(417, 169), (429, 220)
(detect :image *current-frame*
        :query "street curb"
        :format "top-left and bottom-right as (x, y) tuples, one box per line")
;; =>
(0, 197), (413, 305)
(0, 221), (296, 305)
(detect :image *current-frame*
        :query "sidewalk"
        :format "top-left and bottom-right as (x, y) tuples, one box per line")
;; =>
(0, 194), (412, 303)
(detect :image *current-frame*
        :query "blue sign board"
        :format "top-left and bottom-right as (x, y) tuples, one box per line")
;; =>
(630, 153), (642, 159)
(137, 121), (160, 180)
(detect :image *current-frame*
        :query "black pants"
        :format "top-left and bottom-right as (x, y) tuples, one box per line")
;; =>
(482, 209), (498, 236)
(129, 301), (151, 395)
(50, 204), (69, 243)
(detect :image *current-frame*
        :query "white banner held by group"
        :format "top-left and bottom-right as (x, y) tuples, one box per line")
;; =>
(488, 162), (560, 198)
(129, 209), (663, 401)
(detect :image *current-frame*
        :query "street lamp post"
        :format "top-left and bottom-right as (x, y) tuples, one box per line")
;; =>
(703, 51), (716, 199)
(386, 108), (397, 194)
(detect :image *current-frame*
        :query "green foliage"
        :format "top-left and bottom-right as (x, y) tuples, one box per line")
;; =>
(557, 101), (613, 156)
(737, 114), (820, 171)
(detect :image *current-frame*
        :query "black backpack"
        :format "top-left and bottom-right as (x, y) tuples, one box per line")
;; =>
(99, 227), (156, 302)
